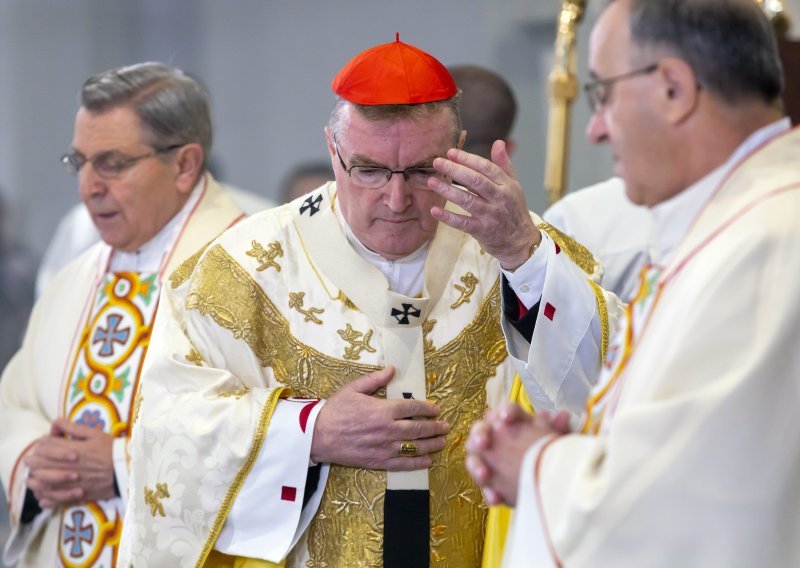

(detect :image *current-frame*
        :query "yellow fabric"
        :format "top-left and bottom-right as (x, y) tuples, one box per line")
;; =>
(204, 549), (284, 568)
(481, 374), (534, 568)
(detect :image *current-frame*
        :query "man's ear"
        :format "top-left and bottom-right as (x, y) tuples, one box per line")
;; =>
(324, 127), (336, 158)
(457, 129), (467, 150)
(175, 144), (204, 193)
(658, 57), (701, 125)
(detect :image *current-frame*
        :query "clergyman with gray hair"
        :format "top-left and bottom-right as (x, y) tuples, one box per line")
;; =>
(0, 61), (245, 567)
(466, 0), (800, 565)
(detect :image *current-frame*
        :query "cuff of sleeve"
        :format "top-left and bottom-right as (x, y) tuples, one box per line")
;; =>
(214, 397), (326, 563)
(502, 232), (551, 310)
(112, 437), (129, 505)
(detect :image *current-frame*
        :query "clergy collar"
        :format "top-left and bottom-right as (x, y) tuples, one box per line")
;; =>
(648, 117), (790, 265)
(109, 176), (205, 273)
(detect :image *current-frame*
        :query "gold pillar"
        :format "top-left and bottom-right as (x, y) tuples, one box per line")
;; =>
(543, 0), (586, 205)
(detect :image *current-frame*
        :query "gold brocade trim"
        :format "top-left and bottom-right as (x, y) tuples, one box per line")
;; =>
(305, 278), (506, 567)
(184, 244), (502, 566)
(132, 390), (143, 425)
(288, 292), (325, 325)
(169, 241), (213, 289)
(450, 272), (479, 309)
(218, 387), (251, 400)
(184, 245), (379, 388)
(422, 318), (437, 354)
(587, 279), (610, 361)
(196, 387), (286, 568)
(336, 290), (359, 311)
(538, 221), (601, 277)
(337, 324), (377, 361)
(144, 483), (170, 517)
(186, 348), (205, 366)
(246, 240), (284, 272)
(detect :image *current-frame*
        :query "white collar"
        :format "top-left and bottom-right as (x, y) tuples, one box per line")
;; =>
(648, 117), (790, 265)
(109, 177), (204, 273)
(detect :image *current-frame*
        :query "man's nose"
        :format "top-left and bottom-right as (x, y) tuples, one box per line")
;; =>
(78, 165), (107, 201)
(585, 108), (610, 144)
(384, 173), (411, 211)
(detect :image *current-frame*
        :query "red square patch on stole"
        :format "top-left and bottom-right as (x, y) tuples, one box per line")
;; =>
(281, 486), (297, 502)
(544, 303), (556, 321)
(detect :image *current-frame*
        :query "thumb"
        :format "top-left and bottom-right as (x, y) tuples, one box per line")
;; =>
(491, 140), (517, 179)
(349, 366), (395, 395)
(52, 418), (96, 440)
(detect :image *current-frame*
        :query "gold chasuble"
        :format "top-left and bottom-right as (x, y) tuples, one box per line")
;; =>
(121, 182), (519, 567)
(59, 272), (159, 566)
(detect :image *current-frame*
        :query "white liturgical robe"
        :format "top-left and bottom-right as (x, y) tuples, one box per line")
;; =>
(505, 121), (800, 567)
(118, 181), (612, 567)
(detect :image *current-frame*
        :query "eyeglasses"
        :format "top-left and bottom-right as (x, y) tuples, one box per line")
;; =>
(60, 143), (184, 179)
(583, 63), (659, 112)
(334, 137), (443, 190)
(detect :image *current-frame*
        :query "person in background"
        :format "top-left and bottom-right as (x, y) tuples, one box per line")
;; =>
(466, 1), (800, 565)
(0, 62), (245, 567)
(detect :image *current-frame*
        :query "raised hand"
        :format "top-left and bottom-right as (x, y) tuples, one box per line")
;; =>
(429, 140), (541, 271)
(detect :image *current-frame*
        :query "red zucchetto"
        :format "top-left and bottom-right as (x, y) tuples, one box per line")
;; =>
(331, 33), (457, 105)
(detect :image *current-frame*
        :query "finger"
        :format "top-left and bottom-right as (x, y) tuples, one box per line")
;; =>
(383, 456), (434, 472)
(467, 421), (492, 452)
(395, 418), (450, 440)
(29, 468), (80, 486)
(429, 203), (478, 236)
(549, 410), (572, 434)
(465, 454), (491, 485)
(391, 398), (441, 420)
(393, 436), (447, 458)
(497, 402), (530, 424)
(489, 139), (517, 179)
(348, 366), (396, 395)
(28, 441), (79, 464)
(36, 485), (84, 506)
(482, 486), (503, 507)
(52, 418), (95, 440)
(427, 175), (482, 213)
(439, 149), (509, 192)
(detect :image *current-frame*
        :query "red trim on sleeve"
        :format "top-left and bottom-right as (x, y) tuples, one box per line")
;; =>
(8, 439), (38, 513)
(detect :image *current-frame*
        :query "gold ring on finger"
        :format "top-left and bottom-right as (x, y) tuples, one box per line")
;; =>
(399, 440), (418, 457)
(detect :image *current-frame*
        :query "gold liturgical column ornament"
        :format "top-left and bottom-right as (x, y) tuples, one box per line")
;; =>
(543, 0), (586, 205)
(543, 0), (791, 205)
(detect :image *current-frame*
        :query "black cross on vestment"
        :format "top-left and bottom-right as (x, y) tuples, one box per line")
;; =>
(299, 194), (323, 216)
(391, 303), (421, 325)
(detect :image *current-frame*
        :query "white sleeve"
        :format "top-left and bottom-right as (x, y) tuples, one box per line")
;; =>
(501, 235), (623, 416)
(213, 397), (330, 563)
(112, 437), (130, 511)
(501, 232), (551, 309)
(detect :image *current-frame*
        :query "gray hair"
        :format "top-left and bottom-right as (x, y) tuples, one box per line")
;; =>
(619, 0), (783, 105)
(80, 62), (213, 170)
(327, 93), (463, 145)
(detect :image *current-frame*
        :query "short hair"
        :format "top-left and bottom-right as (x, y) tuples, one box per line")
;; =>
(448, 65), (517, 159)
(80, 62), (213, 170)
(280, 160), (334, 203)
(327, 94), (463, 145)
(620, 0), (783, 105)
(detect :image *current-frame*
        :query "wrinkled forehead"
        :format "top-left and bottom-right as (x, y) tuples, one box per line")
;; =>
(338, 104), (459, 159)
